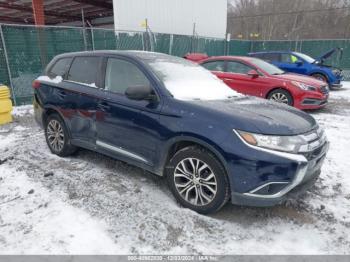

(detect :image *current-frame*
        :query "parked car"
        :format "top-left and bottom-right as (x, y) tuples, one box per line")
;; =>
(33, 51), (329, 214)
(185, 54), (329, 110)
(249, 49), (343, 90)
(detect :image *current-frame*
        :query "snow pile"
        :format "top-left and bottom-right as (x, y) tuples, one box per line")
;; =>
(37, 76), (63, 84)
(149, 59), (241, 101)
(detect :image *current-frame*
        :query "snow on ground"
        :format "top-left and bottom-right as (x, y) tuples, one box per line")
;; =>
(330, 81), (350, 101)
(0, 84), (350, 254)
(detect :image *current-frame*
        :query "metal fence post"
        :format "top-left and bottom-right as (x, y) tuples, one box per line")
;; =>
(169, 34), (173, 55)
(0, 24), (16, 106)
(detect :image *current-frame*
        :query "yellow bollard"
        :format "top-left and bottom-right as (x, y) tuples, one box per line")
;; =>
(0, 85), (13, 125)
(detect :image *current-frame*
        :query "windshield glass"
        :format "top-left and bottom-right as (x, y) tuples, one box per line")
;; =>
(293, 52), (316, 63)
(248, 58), (285, 75)
(146, 56), (241, 100)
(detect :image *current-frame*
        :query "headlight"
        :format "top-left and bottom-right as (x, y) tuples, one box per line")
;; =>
(332, 69), (340, 75)
(236, 130), (306, 153)
(291, 81), (317, 91)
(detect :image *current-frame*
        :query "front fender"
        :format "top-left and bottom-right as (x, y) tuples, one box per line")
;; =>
(158, 134), (230, 177)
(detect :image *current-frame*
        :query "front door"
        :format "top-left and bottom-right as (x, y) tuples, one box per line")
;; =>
(222, 61), (268, 97)
(96, 57), (162, 166)
(276, 53), (306, 74)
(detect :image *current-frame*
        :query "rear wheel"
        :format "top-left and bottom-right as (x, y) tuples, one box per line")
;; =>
(166, 146), (230, 214)
(45, 114), (77, 157)
(267, 89), (293, 106)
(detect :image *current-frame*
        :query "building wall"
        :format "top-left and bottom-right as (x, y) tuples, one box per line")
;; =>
(113, 0), (227, 38)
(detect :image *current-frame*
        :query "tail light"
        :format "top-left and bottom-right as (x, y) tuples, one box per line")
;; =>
(32, 80), (41, 89)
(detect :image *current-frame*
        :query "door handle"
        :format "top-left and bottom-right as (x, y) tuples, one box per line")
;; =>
(98, 101), (111, 111)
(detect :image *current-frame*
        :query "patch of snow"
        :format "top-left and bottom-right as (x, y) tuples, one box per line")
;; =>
(330, 81), (350, 101)
(0, 166), (123, 254)
(11, 105), (34, 117)
(86, 83), (97, 88)
(37, 76), (63, 84)
(148, 57), (242, 101)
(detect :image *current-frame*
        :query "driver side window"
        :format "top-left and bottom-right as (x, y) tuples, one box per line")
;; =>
(281, 54), (299, 64)
(105, 58), (150, 94)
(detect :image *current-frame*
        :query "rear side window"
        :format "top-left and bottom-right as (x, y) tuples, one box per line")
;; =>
(105, 58), (150, 94)
(201, 61), (225, 72)
(48, 58), (72, 78)
(67, 57), (100, 87)
(264, 53), (281, 62)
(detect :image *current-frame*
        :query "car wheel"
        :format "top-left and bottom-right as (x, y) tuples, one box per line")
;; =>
(312, 73), (328, 83)
(166, 146), (230, 214)
(268, 89), (293, 106)
(45, 113), (77, 157)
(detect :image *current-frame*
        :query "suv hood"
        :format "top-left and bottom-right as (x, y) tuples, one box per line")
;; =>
(315, 47), (343, 64)
(272, 73), (325, 87)
(190, 96), (317, 136)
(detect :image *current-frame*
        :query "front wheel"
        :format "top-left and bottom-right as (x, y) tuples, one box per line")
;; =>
(267, 89), (293, 106)
(311, 73), (328, 83)
(166, 146), (230, 214)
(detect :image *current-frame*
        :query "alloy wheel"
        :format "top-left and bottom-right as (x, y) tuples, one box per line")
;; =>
(270, 92), (289, 104)
(174, 158), (217, 206)
(47, 119), (65, 152)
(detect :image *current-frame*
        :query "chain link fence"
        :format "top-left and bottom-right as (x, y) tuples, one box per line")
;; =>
(0, 24), (349, 105)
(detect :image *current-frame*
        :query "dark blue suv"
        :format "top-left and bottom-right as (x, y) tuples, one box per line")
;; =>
(249, 50), (343, 90)
(33, 51), (329, 214)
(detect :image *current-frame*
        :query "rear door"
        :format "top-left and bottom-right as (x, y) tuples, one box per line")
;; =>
(64, 56), (103, 143)
(95, 57), (163, 166)
(201, 60), (227, 79)
(263, 53), (281, 67)
(44, 57), (83, 138)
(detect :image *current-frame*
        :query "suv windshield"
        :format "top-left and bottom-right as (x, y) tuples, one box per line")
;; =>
(248, 57), (285, 75)
(293, 52), (316, 64)
(145, 56), (240, 100)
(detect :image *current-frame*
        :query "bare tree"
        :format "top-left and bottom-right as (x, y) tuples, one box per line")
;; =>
(227, 0), (350, 40)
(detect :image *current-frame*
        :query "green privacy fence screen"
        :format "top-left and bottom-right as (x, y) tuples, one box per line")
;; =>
(0, 24), (349, 105)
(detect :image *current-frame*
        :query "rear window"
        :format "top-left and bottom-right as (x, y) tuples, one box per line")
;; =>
(67, 56), (100, 87)
(264, 53), (281, 62)
(48, 58), (72, 78)
(201, 61), (225, 72)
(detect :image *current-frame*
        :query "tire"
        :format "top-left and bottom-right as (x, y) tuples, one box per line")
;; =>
(44, 113), (77, 157)
(166, 146), (230, 214)
(267, 89), (293, 106)
(311, 73), (328, 84)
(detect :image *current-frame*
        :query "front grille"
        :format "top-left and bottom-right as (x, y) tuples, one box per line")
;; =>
(320, 85), (329, 94)
(298, 126), (327, 160)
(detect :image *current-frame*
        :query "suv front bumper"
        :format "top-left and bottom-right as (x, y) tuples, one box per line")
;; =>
(228, 128), (329, 207)
(231, 142), (328, 206)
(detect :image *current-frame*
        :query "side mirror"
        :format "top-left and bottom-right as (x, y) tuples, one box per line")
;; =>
(296, 61), (303, 66)
(248, 70), (259, 78)
(125, 85), (156, 101)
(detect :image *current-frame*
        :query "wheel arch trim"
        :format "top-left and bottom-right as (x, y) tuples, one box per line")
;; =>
(159, 135), (230, 178)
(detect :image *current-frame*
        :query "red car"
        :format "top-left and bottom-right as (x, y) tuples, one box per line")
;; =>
(184, 54), (329, 110)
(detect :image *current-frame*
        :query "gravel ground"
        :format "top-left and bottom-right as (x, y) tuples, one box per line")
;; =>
(0, 85), (350, 255)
